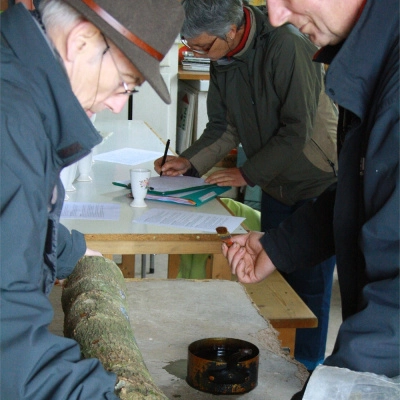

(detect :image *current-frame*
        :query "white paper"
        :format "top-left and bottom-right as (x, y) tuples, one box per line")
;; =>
(148, 176), (210, 193)
(61, 202), (120, 220)
(133, 208), (244, 233)
(93, 148), (170, 166)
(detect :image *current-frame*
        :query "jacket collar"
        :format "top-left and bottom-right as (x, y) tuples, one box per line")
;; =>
(215, 5), (272, 67)
(1, 4), (102, 167)
(315, 0), (397, 120)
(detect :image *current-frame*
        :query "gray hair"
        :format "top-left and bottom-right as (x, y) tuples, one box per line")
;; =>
(181, 0), (244, 39)
(39, 0), (83, 33)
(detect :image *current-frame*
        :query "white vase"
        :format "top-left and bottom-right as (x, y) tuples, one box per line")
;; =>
(77, 151), (93, 182)
(60, 163), (78, 200)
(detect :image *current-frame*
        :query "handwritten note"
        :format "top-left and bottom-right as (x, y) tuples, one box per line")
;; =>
(133, 208), (244, 233)
(61, 202), (120, 220)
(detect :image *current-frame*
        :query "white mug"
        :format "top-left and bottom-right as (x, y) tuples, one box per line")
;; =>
(130, 168), (151, 208)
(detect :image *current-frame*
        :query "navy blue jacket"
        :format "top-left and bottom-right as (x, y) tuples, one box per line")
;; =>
(1, 5), (118, 399)
(262, 0), (399, 376)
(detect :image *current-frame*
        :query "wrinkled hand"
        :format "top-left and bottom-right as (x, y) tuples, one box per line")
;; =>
(205, 167), (246, 187)
(222, 232), (276, 283)
(154, 156), (191, 176)
(85, 248), (103, 257)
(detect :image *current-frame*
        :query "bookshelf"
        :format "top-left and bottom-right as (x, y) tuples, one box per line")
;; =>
(178, 66), (209, 81)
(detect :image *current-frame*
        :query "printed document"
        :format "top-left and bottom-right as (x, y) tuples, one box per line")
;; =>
(61, 202), (120, 220)
(133, 208), (244, 233)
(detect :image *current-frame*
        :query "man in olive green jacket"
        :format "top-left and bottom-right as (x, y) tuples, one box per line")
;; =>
(155, 1), (337, 371)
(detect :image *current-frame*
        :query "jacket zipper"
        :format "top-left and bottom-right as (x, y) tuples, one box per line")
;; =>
(310, 138), (337, 177)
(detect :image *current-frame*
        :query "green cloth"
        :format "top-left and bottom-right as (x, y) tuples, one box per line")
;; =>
(220, 198), (261, 231)
(176, 254), (210, 279)
(177, 198), (261, 279)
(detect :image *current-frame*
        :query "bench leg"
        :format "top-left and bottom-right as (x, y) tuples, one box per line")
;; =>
(274, 327), (296, 356)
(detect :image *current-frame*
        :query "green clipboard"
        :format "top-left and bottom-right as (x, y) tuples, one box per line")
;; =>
(145, 185), (231, 206)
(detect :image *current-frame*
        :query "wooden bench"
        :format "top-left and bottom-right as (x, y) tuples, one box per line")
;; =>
(242, 271), (317, 356)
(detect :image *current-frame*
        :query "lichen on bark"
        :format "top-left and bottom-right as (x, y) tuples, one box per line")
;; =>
(62, 256), (168, 400)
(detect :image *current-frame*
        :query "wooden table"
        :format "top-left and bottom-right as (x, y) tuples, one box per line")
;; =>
(61, 120), (247, 279)
(48, 279), (308, 398)
(123, 279), (307, 399)
(60, 120), (317, 355)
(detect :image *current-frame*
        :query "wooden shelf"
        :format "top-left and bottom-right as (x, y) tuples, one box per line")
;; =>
(178, 66), (210, 81)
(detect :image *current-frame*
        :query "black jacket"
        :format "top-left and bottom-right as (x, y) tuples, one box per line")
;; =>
(262, 0), (399, 377)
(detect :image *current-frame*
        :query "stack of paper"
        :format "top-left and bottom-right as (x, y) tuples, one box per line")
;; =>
(146, 186), (230, 206)
(113, 176), (231, 207)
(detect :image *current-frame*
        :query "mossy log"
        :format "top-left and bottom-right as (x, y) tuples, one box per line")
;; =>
(62, 256), (168, 400)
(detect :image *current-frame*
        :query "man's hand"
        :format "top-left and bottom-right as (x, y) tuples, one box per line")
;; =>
(154, 156), (191, 176)
(205, 167), (247, 187)
(222, 232), (276, 283)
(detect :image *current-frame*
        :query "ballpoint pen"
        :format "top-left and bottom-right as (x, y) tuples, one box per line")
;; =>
(160, 139), (170, 176)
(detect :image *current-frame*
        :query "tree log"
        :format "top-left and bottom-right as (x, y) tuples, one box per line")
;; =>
(62, 256), (167, 400)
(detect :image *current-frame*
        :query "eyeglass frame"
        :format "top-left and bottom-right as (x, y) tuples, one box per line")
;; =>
(102, 35), (139, 96)
(180, 35), (219, 55)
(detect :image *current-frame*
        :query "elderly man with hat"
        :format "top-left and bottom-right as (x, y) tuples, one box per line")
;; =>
(0, 0), (183, 398)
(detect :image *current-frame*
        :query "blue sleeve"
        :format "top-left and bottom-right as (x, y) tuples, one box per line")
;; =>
(0, 176), (119, 400)
(57, 223), (86, 279)
(0, 84), (119, 399)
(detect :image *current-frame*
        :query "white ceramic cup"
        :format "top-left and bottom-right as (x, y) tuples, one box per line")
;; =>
(60, 163), (78, 197)
(77, 151), (93, 182)
(130, 168), (151, 208)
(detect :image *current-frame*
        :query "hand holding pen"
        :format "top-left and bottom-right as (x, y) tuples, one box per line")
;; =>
(154, 150), (192, 177)
(159, 139), (170, 176)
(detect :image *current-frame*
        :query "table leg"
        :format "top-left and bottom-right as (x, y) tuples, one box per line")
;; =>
(141, 255), (146, 278)
(119, 255), (135, 278)
(167, 254), (180, 279)
(210, 253), (232, 280)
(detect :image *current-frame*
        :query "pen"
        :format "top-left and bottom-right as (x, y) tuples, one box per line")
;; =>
(112, 181), (131, 189)
(160, 139), (170, 176)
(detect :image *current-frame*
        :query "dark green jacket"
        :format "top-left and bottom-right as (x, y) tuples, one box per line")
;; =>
(181, 6), (337, 205)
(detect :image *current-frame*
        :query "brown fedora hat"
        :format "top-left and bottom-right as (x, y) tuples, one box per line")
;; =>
(63, 0), (184, 104)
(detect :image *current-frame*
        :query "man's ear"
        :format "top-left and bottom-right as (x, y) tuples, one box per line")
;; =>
(228, 24), (238, 40)
(65, 21), (100, 62)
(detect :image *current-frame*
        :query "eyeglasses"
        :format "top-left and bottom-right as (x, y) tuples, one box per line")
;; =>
(181, 36), (218, 55)
(102, 35), (139, 96)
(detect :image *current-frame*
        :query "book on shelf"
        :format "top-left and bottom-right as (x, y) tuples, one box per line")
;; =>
(181, 51), (210, 72)
(176, 82), (197, 154)
(182, 56), (210, 63)
(181, 62), (210, 72)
